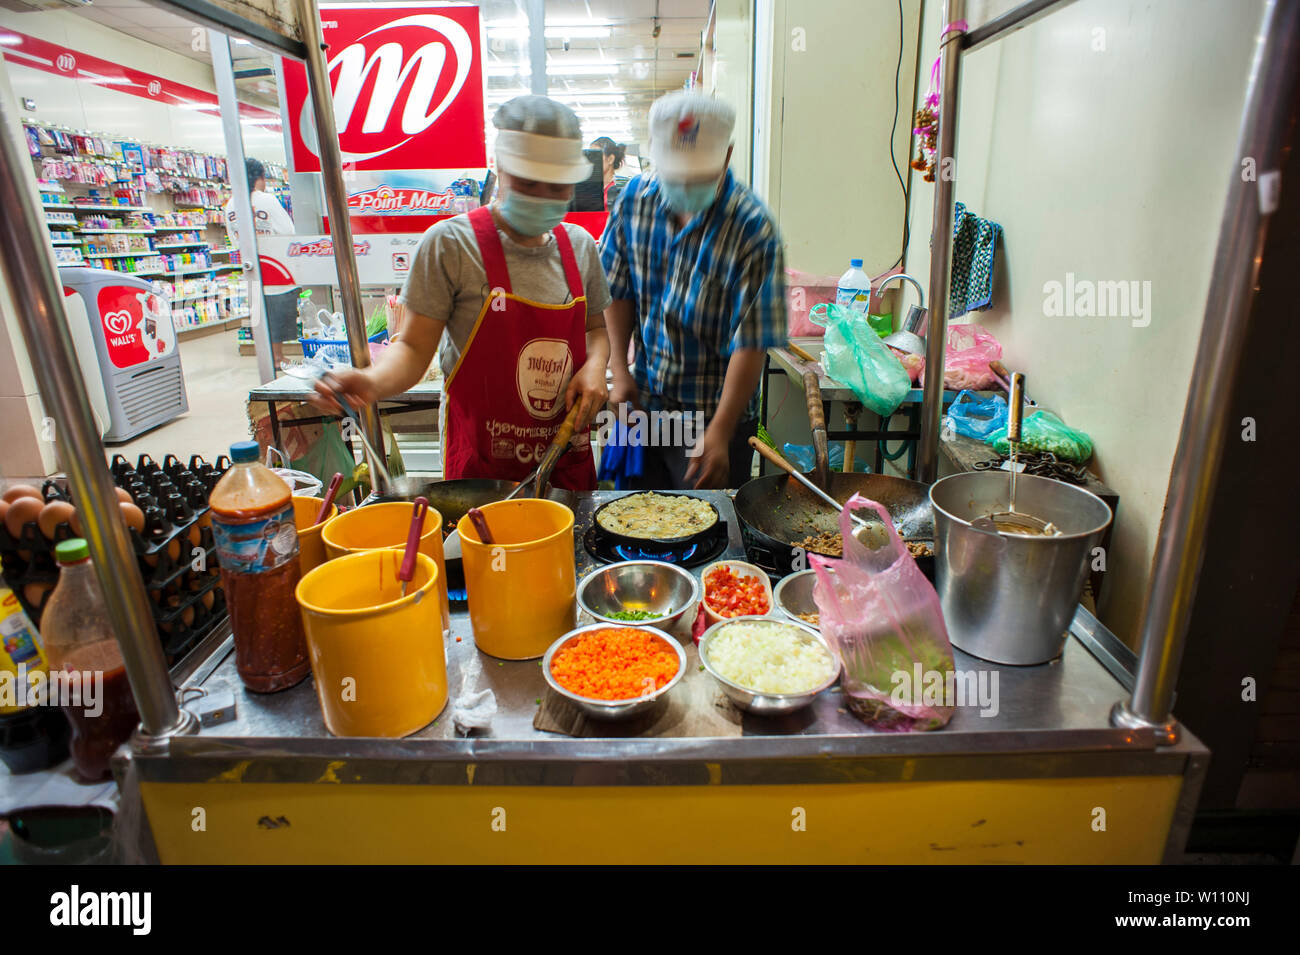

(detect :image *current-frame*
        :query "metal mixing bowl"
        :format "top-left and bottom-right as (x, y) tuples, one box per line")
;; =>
(772, 569), (819, 627)
(698, 615), (840, 716)
(576, 560), (700, 629)
(542, 623), (687, 721)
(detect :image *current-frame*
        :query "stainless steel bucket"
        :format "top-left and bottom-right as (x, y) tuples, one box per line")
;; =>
(929, 472), (1113, 665)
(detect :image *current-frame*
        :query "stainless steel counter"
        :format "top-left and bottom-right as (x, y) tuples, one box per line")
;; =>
(141, 491), (1207, 788)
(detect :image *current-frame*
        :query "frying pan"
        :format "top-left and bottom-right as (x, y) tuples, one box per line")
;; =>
(590, 492), (723, 550)
(732, 468), (935, 578)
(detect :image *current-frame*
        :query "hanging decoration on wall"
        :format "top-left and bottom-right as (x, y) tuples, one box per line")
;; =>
(911, 20), (968, 183)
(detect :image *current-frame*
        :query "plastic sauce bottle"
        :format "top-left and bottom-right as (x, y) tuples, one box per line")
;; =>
(40, 539), (141, 781)
(835, 258), (873, 314)
(0, 585), (47, 716)
(209, 440), (309, 693)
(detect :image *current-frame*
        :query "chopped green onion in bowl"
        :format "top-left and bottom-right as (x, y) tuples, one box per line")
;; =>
(604, 609), (664, 622)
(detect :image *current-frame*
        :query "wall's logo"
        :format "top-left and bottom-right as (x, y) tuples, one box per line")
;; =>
(103, 309), (133, 336)
(55, 53), (75, 72)
(312, 14), (473, 164)
(147, 80), (161, 96)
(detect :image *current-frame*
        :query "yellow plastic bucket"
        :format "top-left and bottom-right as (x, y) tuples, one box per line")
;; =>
(296, 549), (446, 738)
(292, 495), (338, 576)
(457, 498), (575, 660)
(321, 501), (450, 634)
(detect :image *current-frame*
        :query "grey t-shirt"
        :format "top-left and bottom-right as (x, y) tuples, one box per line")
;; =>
(398, 212), (612, 380)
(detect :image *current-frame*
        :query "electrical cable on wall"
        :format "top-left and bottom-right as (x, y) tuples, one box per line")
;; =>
(888, 0), (909, 271)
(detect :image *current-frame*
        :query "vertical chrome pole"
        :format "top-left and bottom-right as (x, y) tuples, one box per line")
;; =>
(527, 0), (547, 95)
(211, 31), (274, 385)
(294, 0), (388, 491)
(0, 87), (191, 740)
(1112, 0), (1300, 742)
(917, 1), (964, 485)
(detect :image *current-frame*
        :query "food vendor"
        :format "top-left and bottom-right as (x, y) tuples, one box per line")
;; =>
(311, 96), (612, 489)
(590, 136), (627, 210)
(601, 91), (787, 490)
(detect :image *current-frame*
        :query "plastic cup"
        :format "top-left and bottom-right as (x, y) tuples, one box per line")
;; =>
(321, 501), (450, 634)
(292, 495), (338, 576)
(296, 550), (446, 738)
(457, 498), (576, 660)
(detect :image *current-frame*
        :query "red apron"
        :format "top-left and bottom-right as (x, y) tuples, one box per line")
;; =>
(442, 206), (596, 490)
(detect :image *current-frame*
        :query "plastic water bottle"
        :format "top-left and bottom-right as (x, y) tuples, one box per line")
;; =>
(209, 440), (309, 693)
(835, 258), (873, 314)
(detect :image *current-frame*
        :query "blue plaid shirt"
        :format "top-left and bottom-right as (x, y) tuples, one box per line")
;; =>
(600, 170), (787, 420)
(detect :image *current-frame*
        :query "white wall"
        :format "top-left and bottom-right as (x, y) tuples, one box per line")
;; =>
(0, 9), (285, 161)
(755, 0), (923, 276)
(903, 0), (1266, 645)
(706, 0), (754, 185)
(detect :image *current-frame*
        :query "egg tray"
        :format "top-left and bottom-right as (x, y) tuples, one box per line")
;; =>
(1, 479), (230, 668)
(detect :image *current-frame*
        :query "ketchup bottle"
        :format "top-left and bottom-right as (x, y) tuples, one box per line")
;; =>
(209, 441), (309, 693)
(40, 539), (141, 781)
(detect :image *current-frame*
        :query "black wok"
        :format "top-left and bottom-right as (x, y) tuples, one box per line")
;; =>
(733, 470), (935, 578)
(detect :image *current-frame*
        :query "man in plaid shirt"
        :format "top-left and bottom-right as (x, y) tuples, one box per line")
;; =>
(601, 91), (787, 489)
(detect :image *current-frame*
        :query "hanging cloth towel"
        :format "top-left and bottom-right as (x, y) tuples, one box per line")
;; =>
(949, 201), (1003, 318)
(596, 417), (645, 489)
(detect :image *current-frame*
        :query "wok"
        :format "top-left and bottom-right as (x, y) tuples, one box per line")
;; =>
(733, 470), (935, 578)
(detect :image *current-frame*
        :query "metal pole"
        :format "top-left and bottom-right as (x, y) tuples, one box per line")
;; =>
(294, 0), (389, 491)
(917, 1), (964, 485)
(1112, 0), (1300, 742)
(961, 0), (1077, 53)
(0, 89), (191, 741)
(527, 0), (547, 95)
(212, 31), (274, 385)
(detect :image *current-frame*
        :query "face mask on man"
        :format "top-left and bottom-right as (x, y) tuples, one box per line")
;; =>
(499, 187), (570, 236)
(659, 177), (721, 215)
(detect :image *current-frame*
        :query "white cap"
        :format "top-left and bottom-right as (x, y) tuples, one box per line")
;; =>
(495, 129), (593, 184)
(647, 91), (736, 180)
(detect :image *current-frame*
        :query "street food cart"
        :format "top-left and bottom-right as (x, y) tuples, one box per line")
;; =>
(1, 0), (1295, 864)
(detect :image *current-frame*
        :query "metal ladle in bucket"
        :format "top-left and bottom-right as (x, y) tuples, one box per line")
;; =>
(975, 373), (1057, 536)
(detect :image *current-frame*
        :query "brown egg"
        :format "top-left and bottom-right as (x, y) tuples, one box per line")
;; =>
(38, 500), (76, 540)
(5, 496), (44, 538)
(187, 524), (202, 548)
(120, 501), (145, 535)
(166, 537), (181, 562)
(23, 580), (53, 609)
(69, 507), (83, 537)
(2, 484), (42, 504)
(180, 605), (195, 627)
(0, 500), (8, 528)
(200, 590), (215, 611)
(114, 486), (133, 504)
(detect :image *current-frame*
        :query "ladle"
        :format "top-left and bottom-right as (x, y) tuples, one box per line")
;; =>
(980, 373), (1055, 535)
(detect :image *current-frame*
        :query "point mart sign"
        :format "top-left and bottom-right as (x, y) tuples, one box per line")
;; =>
(283, 3), (486, 172)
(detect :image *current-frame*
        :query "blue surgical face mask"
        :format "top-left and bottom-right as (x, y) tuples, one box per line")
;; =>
(659, 177), (720, 215)
(499, 189), (569, 236)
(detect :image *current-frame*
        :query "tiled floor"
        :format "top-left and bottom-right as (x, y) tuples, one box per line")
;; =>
(106, 329), (260, 466)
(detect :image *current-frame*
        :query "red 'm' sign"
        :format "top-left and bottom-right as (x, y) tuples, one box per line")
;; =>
(283, 3), (486, 172)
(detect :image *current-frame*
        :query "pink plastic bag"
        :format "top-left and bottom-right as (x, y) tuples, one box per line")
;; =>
(919, 323), (1001, 391)
(785, 268), (839, 338)
(811, 494), (956, 731)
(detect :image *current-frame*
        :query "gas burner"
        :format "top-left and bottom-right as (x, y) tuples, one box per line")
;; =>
(583, 523), (729, 568)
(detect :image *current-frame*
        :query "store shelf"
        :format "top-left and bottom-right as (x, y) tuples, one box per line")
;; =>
(82, 251), (155, 259)
(175, 315), (243, 341)
(210, 247), (237, 255)
(215, 263), (243, 271)
(79, 228), (156, 235)
(43, 203), (151, 213)
(165, 266), (217, 276)
(155, 242), (208, 250)
(152, 224), (209, 231)
(56, 262), (86, 267)
(50, 239), (81, 246)
(169, 287), (236, 302)
(43, 218), (78, 226)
